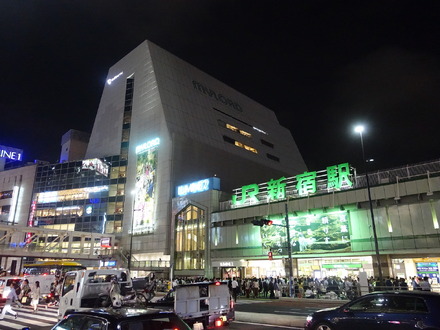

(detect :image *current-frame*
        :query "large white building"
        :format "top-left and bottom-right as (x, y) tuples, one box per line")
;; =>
(85, 40), (307, 275)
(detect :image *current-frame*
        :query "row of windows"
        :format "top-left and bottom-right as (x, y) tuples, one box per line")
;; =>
(217, 117), (279, 161)
(36, 201), (124, 216)
(37, 220), (122, 234)
(223, 135), (279, 162)
(37, 160), (126, 177)
(219, 120), (275, 149)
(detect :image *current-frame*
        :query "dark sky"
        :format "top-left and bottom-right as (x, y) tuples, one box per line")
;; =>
(1, 1), (439, 172)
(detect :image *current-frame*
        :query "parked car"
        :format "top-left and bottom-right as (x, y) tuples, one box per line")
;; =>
(52, 307), (192, 330)
(305, 291), (440, 330)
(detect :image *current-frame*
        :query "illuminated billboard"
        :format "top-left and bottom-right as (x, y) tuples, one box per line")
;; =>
(0, 145), (23, 161)
(82, 158), (109, 177)
(133, 138), (160, 234)
(260, 210), (352, 255)
(176, 177), (220, 197)
(36, 186), (109, 203)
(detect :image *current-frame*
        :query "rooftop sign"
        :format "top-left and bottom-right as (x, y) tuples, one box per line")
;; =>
(231, 162), (354, 207)
(0, 145), (23, 161)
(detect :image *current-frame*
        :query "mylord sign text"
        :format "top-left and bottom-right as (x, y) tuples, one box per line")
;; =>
(232, 162), (354, 207)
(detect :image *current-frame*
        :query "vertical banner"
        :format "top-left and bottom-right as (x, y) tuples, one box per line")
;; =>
(133, 138), (160, 234)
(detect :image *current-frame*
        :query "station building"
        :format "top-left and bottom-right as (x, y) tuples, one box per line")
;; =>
(203, 160), (440, 282)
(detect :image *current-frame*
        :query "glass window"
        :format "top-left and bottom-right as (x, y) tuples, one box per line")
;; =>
(387, 296), (428, 313)
(175, 205), (205, 270)
(349, 296), (388, 312)
(82, 317), (106, 330)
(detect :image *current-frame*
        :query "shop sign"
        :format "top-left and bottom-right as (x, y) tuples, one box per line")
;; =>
(176, 177), (220, 197)
(192, 80), (242, 112)
(136, 137), (160, 154)
(219, 261), (234, 267)
(416, 262), (439, 279)
(322, 263), (362, 269)
(106, 260), (117, 267)
(100, 237), (111, 248)
(0, 145), (23, 161)
(231, 162), (354, 207)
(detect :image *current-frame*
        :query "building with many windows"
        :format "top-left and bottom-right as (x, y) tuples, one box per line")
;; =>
(82, 40), (307, 276)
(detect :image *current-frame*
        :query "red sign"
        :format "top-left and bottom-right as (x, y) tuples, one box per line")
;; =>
(268, 251), (273, 260)
(101, 237), (111, 248)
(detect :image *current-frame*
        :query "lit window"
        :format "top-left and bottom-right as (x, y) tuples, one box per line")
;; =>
(235, 141), (258, 154)
(225, 123), (252, 138)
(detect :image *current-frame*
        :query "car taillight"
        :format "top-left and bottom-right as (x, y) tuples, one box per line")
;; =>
(230, 300), (234, 309)
(214, 318), (223, 327)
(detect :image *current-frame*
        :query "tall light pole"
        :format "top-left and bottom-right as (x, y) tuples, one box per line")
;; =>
(354, 125), (383, 286)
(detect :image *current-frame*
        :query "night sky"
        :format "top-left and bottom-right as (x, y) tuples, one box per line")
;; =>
(1, 1), (439, 173)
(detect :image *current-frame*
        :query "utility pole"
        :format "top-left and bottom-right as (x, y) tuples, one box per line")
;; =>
(285, 203), (293, 297)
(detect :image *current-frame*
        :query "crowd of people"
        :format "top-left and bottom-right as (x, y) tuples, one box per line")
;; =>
(168, 274), (437, 302)
(0, 272), (435, 321)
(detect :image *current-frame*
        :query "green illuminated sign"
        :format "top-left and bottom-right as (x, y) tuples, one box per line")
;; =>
(231, 162), (354, 207)
(322, 263), (362, 269)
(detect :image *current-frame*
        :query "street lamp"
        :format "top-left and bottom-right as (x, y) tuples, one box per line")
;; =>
(354, 125), (383, 286)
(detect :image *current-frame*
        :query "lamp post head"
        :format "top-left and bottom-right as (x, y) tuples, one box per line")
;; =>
(354, 125), (365, 134)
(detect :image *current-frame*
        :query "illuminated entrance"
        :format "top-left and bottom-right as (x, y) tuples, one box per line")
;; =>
(174, 205), (206, 271)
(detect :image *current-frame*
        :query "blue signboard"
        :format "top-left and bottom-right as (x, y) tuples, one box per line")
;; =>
(176, 177), (220, 197)
(416, 262), (439, 281)
(0, 145), (23, 161)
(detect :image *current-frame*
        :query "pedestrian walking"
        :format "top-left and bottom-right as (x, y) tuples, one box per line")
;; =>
(231, 277), (239, 302)
(0, 282), (18, 320)
(420, 277), (432, 291)
(252, 278), (259, 298)
(13, 282), (23, 308)
(268, 278), (275, 299)
(31, 281), (41, 313)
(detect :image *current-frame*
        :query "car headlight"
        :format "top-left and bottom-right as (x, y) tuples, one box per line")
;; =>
(306, 315), (313, 322)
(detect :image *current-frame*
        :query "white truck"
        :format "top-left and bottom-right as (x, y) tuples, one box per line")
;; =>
(150, 281), (235, 329)
(58, 269), (135, 319)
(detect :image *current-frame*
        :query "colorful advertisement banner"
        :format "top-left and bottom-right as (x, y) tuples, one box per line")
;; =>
(260, 211), (352, 255)
(133, 139), (159, 234)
